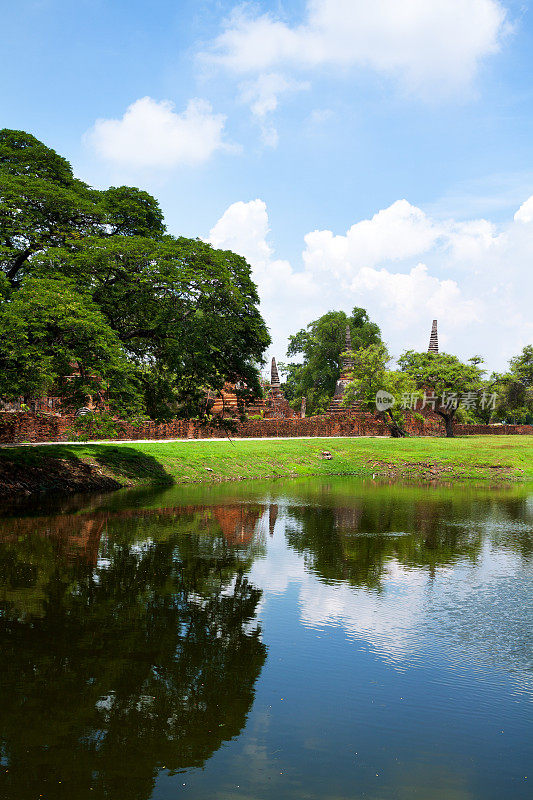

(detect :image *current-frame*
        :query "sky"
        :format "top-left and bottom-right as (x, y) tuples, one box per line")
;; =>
(2, 0), (533, 373)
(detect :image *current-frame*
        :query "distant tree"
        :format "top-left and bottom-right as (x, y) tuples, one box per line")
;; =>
(398, 351), (484, 437)
(343, 343), (417, 437)
(509, 344), (533, 387)
(489, 345), (533, 424)
(281, 308), (381, 414)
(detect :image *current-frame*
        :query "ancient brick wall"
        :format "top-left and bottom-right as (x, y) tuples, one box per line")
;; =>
(453, 423), (533, 436)
(0, 412), (531, 444)
(191, 414), (392, 439)
(0, 413), (190, 444)
(0, 413), (71, 443)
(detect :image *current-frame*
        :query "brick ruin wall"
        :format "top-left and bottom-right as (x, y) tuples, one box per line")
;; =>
(453, 423), (533, 436)
(0, 411), (531, 444)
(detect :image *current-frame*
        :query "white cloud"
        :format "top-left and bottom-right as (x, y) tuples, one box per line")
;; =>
(209, 195), (533, 371)
(239, 72), (309, 146)
(349, 263), (480, 330)
(514, 194), (533, 223)
(210, 199), (274, 264)
(302, 200), (442, 278)
(209, 199), (321, 356)
(207, 0), (510, 98)
(86, 96), (228, 168)
(240, 72), (309, 118)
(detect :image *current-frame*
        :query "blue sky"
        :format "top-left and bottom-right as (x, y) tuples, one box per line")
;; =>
(2, 0), (533, 370)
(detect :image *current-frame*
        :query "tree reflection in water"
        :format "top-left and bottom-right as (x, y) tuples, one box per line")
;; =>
(282, 491), (533, 589)
(0, 482), (531, 800)
(0, 505), (267, 800)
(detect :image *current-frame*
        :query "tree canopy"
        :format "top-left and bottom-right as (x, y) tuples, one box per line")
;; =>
(486, 345), (533, 425)
(343, 343), (417, 436)
(281, 307), (381, 414)
(398, 350), (484, 437)
(0, 129), (270, 418)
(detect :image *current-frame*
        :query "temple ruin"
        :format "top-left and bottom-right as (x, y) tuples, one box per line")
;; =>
(327, 325), (360, 414)
(2, 320), (441, 425)
(207, 357), (295, 419)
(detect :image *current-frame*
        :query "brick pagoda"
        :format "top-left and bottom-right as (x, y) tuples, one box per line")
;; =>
(327, 325), (360, 414)
(428, 319), (439, 353)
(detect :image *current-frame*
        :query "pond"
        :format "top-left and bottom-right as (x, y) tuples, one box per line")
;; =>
(0, 478), (531, 800)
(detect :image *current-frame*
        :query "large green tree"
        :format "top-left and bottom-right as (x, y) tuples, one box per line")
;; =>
(343, 343), (417, 437)
(0, 129), (165, 284)
(0, 129), (270, 418)
(281, 308), (381, 414)
(398, 350), (484, 437)
(33, 235), (269, 418)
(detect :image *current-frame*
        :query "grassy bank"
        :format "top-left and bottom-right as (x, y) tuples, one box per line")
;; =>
(1, 435), (532, 495)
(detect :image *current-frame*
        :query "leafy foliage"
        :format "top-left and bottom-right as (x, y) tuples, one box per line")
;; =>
(0, 129), (270, 418)
(0, 278), (140, 413)
(34, 235), (270, 418)
(344, 343), (417, 436)
(399, 350), (484, 436)
(65, 412), (125, 441)
(281, 307), (381, 414)
(487, 345), (533, 424)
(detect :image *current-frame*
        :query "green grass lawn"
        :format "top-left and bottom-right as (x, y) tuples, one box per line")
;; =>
(1, 435), (532, 489)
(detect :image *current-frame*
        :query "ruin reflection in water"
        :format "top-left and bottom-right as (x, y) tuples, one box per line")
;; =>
(0, 478), (531, 800)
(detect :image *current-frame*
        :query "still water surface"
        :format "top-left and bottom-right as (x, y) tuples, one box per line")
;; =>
(0, 478), (531, 799)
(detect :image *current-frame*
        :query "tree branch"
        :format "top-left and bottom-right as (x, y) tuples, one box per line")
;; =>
(7, 247), (35, 282)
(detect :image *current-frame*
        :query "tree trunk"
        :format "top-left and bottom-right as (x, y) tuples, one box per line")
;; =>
(437, 410), (455, 437)
(377, 410), (406, 437)
(387, 409), (407, 437)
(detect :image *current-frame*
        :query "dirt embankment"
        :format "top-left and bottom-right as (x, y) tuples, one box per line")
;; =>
(366, 459), (520, 481)
(0, 457), (122, 497)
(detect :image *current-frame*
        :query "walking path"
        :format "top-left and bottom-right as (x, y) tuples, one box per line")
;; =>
(1, 435), (387, 448)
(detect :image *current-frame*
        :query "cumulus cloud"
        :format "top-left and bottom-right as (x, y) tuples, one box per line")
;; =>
(239, 72), (309, 146)
(207, 0), (510, 98)
(209, 195), (533, 371)
(349, 264), (480, 329)
(210, 199), (274, 264)
(514, 194), (533, 223)
(86, 96), (228, 168)
(209, 199), (321, 353)
(302, 200), (443, 277)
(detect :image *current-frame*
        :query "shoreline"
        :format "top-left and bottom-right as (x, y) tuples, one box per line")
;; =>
(0, 436), (531, 499)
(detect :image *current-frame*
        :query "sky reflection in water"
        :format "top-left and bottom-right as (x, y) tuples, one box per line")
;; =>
(0, 478), (531, 800)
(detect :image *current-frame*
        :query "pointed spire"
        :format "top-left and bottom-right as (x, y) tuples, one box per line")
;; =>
(271, 357), (281, 390)
(428, 319), (439, 354)
(340, 324), (354, 376)
(345, 324), (352, 350)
